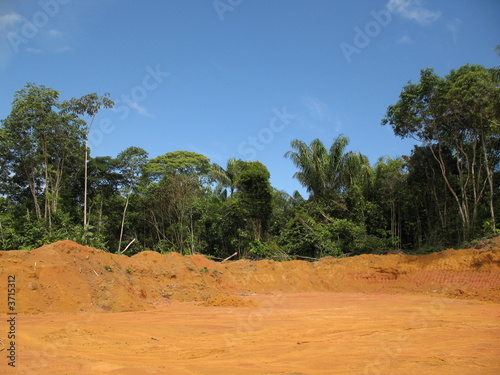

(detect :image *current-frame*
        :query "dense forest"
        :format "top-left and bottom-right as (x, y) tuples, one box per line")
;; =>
(1, 64), (499, 257)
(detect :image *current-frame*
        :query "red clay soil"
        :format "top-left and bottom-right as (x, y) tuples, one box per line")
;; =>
(0, 238), (499, 374)
(0, 238), (498, 314)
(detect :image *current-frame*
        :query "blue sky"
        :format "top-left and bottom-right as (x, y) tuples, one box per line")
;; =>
(1, 0), (499, 196)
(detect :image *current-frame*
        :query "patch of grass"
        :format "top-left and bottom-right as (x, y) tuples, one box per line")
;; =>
(212, 269), (221, 276)
(126, 266), (133, 274)
(199, 267), (208, 273)
(104, 265), (113, 272)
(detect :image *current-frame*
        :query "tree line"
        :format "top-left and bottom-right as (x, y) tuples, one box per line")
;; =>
(1, 64), (498, 257)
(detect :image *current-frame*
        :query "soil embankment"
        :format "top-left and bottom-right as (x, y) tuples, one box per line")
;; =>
(0, 238), (499, 313)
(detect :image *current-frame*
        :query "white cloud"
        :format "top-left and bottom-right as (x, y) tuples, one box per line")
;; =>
(0, 12), (22, 30)
(302, 96), (344, 133)
(333, 113), (343, 132)
(447, 18), (461, 43)
(397, 35), (412, 44)
(26, 47), (42, 53)
(48, 29), (63, 37)
(387, 0), (441, 25)
(304, 96), (331, 122)
(56, 45), (71, 53)
(0, 13), (22, 69)
(128, 100), (154, 118)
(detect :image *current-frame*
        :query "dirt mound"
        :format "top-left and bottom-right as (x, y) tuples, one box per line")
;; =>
(0, 240), (220, 314)
(0, 238), (499, 313)
(199, 294), (257, 307)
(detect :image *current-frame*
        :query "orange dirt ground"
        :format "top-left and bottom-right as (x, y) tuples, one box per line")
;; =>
(0, 238), (499, 374)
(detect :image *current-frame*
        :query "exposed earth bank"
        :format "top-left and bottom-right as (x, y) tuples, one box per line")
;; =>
(1, 238), (499, 314)
(1, 239), (499, 374)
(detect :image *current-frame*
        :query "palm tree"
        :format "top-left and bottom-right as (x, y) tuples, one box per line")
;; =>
(284, 136), (370, 203)
(210, 158), (245, 199)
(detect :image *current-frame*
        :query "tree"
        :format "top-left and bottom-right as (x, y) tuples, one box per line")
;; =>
(116, 147), (148, 253)
(405, 145), (460, 247)
(210, 158), (245, 199)
(85, 156), (122, 246)
(383, 65), (500, 239)
(144, 150), (212, 183)
(143, 151), (214, 254)
(234, 161), (273, 241)
(447, 66), (500, 233)
(374, 156), (407, 250)
(279, 204), (385, 258)
(0, 83), (85, 230)
(61, 93), (114, 242)
(284, 136), (371, 213)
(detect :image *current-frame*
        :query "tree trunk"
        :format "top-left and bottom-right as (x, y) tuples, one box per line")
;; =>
(481, 135), (496, 232)
(43, 149), (52, 230)
(98, 194), (104, 234)
(0, 220), (5, 249)
(83, 136), (88, 243)
(429, 144), (472, 240)
(27, 170), (42, 220)
(117, 193), (130, 253)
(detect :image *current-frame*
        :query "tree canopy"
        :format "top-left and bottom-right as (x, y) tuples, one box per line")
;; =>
(383, 64), (500, 238)
(0, 69), (498, 256)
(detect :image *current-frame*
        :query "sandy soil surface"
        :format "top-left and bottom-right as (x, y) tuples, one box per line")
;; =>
(1, 238), (499, 374)
(2, 293), (499, 375)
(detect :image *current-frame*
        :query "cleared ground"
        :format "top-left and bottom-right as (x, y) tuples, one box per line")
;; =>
(1, 239), (499, 374)
(3, 293), (499, 374)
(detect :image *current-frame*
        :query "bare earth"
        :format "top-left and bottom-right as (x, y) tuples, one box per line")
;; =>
(1, 239), (499, 374)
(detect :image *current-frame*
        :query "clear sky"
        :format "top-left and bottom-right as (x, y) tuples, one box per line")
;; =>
(1, 0), (499, 196)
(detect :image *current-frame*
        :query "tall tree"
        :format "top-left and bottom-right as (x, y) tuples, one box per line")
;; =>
(374, 156), (407, 250)
(0, 83), (85, 229)
(405, 145), (459, 247)
(383, 65), (500, 239)
(86, 156), (122, 244)
(61, 93), (114, 241)
(234, 161), (273, 241)
(143, 151), (213, 253)
(284, 136), (370, 212)
(210, 158), (244, 199)
(144, 150), (212, 182)
(116, 147), (148, 253)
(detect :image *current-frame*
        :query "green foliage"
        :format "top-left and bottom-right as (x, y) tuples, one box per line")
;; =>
(61, 92), (114, 120)
(234, 161), (273, 232)
(0, 73), (497, 255)
(382, 64), (500, 240)
(145, 151), (212, 182)
(279, 211), (338, 258)
(0, 83), (86, 223)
